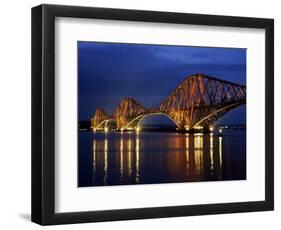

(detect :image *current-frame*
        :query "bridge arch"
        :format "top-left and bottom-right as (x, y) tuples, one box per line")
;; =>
(125, 112), (180, 130)
(192, 102), (245, 128)
(95, 119), (117, 130)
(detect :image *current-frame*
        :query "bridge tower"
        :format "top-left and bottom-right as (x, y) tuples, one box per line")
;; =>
(113, 98), (146, 129)
(91, 108), (110, 130)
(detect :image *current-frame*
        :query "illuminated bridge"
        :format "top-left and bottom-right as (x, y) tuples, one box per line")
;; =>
(90, 74), (246, 132)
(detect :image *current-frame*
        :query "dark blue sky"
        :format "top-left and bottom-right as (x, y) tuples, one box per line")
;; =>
(78, 42), (246, 122)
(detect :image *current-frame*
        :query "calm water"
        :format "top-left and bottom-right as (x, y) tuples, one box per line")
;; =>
(78, 131), (246, 187)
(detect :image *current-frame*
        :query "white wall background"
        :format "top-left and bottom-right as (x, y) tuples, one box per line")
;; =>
(0, 0), (278, 229)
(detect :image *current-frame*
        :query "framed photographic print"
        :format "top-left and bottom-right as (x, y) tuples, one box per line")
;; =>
(31, 4), (274, 225)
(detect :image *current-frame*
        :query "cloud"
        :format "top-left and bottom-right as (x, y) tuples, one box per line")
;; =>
(78, 42), (246, 120)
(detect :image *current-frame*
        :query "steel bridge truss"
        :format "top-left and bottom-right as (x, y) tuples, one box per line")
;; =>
(91, 108), (110, 130)
(159, 74), (246, 129)
(113, 98), (146, 129)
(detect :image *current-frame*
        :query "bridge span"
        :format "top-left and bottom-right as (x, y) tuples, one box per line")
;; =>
(90, 73), (246, 132)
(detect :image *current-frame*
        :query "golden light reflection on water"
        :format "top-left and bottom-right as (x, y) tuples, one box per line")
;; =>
(92, 140), (96, 183)
(194, 134), (203, 177)
(91, 132), (225, 185)
(128, 138), (132, 178)
(219, 136), (223, 179)
(210, 133), (214, 173)
(185, 134), (189, 177)
(136, 133), (140, 183)
(120, 137), (124, 182)
(103, 138), (108, 184)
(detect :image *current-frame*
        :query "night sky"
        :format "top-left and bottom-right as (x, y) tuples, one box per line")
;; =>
(78, 41), (246, 124)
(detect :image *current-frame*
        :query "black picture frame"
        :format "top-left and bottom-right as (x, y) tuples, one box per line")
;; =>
(31, 4), (274, 225)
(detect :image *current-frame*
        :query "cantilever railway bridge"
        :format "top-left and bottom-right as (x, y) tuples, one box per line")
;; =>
(90, 74), (246, 131)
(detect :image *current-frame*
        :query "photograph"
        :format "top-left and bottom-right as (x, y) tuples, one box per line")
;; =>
(78, 42), (247, 187)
